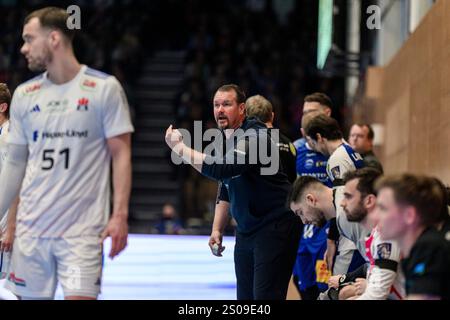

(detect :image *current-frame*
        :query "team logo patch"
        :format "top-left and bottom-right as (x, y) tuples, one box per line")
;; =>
(330, 166), (341, 179)
(47, 99), (70, 113)
(81, 78), (98, 92)
(77, 97), (89, 111)
(305, 159), (314, 170)
(83, 79), (96, 88)
(30, 104), (41, 113)
(316, 160), (326, 168)
(376, 242), (392, 259)
(24, 83), (41, 95)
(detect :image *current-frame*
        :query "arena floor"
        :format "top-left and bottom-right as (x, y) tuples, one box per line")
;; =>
(54, 234), (236, 300)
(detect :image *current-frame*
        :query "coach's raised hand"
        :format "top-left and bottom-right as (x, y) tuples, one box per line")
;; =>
(165, 125), (183, 151)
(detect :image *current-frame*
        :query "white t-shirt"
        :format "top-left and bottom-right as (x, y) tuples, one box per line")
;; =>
(8, 65), (134, 238)
(0, 120), (10, 233)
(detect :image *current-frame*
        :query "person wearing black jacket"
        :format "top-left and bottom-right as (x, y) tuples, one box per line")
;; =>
(376, 174), (450, 300)
(245, 94), (297, 183)
(165, 84), (301, 300)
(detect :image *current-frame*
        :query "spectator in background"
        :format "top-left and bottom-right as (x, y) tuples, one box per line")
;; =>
(155, 203), (185, 235)
(349, 124), (383, 173)
(245, 94), (297, 183)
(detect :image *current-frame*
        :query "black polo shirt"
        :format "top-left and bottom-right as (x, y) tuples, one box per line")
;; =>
(402, 227), (450, 299)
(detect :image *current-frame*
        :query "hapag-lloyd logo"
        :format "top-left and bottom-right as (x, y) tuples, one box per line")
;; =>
(170, 121), (280, 176)
(33, 130), (88, 141)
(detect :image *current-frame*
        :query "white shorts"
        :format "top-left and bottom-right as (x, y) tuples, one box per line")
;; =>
(5, 236), (103, 299)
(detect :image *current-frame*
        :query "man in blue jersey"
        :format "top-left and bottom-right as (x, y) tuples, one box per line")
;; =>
(292, 93), (333, 300)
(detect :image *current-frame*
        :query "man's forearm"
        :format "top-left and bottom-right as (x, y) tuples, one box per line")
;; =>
(112, 152), (131, 219)
(168, 130), (250, 180)
(109, 135), (132, 219)
(213, 200), (230, 233)
(175, 143), (206, 173)
(6, 196), (19, 231)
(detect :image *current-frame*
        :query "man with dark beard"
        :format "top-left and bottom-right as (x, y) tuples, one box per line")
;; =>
(334, 168), (405, 300)
(289, 168), (405, 299)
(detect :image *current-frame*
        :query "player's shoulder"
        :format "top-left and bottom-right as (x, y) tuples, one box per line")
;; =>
(406, 228), (450, 276)
(342, 142), (357, 154)
(328, 145), (347, 166)
(343, 143), (364, 163)
(408, 228), (450, 266)
(15, 73), (46, 97)
(84, 66), (111, 80)
(415, 227), (448, 249)
(293, 138), (306, 150)
(80, 66), (120, 92)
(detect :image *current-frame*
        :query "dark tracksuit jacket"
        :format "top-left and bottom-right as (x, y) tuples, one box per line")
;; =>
(201, 117), (292, 234)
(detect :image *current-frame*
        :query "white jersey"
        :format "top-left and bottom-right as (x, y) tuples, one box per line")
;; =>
(335, 190), (371, 261)
(328, 142), (365, 246)
(357, 228), (405, 300)
(8, 65), (134, 238)
(329, 143), (364, 256)
(0, 121), (10, 233)
(326, 142), (365, 184)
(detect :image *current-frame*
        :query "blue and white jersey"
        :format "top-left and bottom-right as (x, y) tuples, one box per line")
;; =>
(327, 142), (365, 185)
(294, 138), (331, 188)
(294, 138), (331, 291)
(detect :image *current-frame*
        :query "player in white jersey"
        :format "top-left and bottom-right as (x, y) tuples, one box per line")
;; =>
(289, 170), (405, 300)
(354, 227), (405, 300)
(304, 114), (365, 276)
(338, 168), (404, 300)
(0, 8), (134, 300)
(0, 84), (20, 300)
